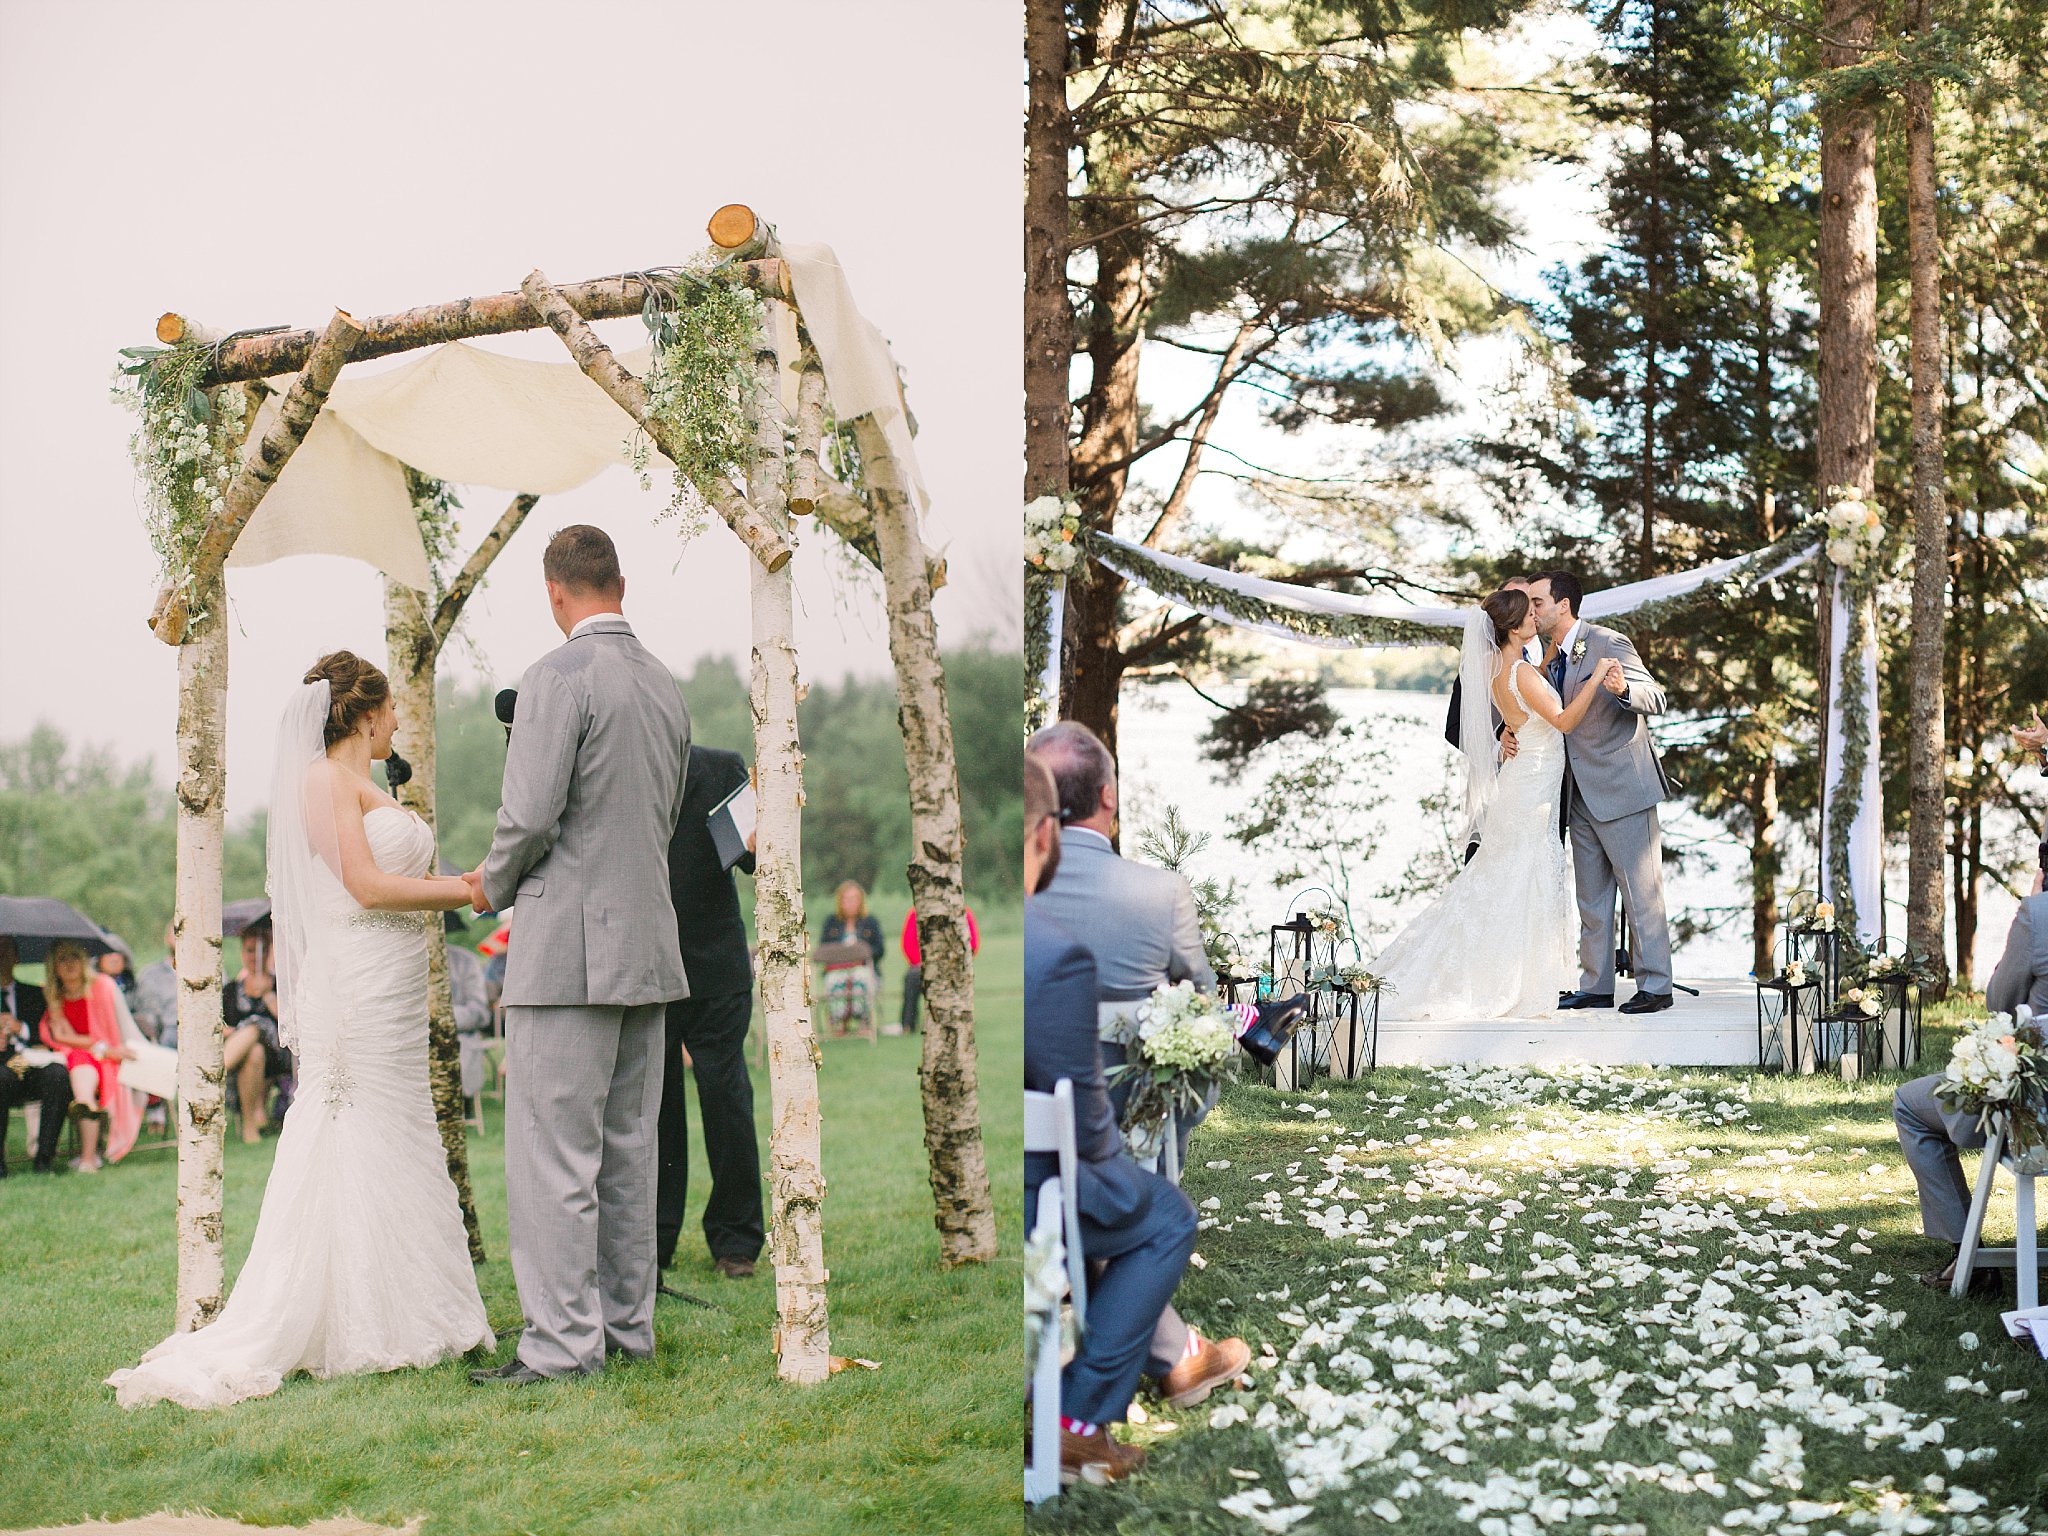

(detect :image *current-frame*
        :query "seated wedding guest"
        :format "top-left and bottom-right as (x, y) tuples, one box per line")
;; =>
(1893, 863), (2047, 1295)
(897, 901), (980, 1035)
(0, 936), (70, 1176)
(99, 938), (138, 997)
(222, 925), (286, 1143)
(40, 938), (142, 1170)
(1025, 755), (1247, 1485)
(658, 744), (765, 1281)
(131, 923), (179, 1048)
(819, 881), (886, 1037)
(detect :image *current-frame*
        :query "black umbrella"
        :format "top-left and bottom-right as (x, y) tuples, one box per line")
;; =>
(0, 897), (117, 963)
(222, 897), (273, 936)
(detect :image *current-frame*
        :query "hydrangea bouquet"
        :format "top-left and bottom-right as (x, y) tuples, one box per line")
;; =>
(1108, 980), (1241, 1153)
(1934, 1012), (2048, 1168)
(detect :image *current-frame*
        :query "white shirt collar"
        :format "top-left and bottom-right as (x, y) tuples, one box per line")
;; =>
(1560, 617), (1585, 658)
(1062, 825), (1115, 853)
(569, 613), (628, 639)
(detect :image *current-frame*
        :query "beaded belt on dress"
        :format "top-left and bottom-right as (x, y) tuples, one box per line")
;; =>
(347, 908), (429, 933)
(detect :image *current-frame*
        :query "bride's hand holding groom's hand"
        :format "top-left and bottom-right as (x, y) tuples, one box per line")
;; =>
(461, 869), (489, 914)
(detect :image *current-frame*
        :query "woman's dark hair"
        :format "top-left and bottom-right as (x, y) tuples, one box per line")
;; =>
(1482, 587), (1531, 648)
(304, 651), (391, 748)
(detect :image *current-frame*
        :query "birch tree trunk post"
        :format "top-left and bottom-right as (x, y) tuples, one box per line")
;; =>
(1903, 0), (1952, 996)
(849, 411), (997, 1267)
(749, 305), (830, 1383)
(171, 572), (230, 1331)
(383, 579), (478, 1259)
(383, 489), (540, 1260)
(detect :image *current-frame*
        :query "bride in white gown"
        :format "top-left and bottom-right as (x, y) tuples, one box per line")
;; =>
(108, 652), (492, 1410)
(1375, 589), (1620, 1021)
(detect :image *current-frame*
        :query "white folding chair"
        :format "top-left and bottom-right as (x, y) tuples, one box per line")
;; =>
(1953, 1116), (2042, 1310)
(1023, 1079), (1087, 1506)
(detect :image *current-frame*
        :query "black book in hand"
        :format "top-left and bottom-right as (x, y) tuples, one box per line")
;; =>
(709, 780), (756, 871)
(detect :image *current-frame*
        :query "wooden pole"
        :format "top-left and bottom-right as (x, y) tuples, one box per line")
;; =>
(150, 309), (364, 645)
(518, 270), (793, 574)
(850, 412), (997, 1267)
(749, 301), (831, 1384)
(789, 347), (827, 515)
(177, 265), (788, 389)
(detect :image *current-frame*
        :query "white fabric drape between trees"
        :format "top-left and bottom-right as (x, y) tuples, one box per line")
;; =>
(1821, 569), (1885, 943)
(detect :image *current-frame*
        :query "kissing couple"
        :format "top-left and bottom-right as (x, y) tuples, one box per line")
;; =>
(110, 524), (693, 1408)
(1374, 571), (1677, 1023)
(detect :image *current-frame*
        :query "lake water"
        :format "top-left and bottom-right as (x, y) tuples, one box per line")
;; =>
(1114, 683), (2021, 983)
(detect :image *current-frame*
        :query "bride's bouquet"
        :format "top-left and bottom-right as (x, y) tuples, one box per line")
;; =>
(1934, 1012), (2048, 1171)
(1107, 980), (1241, 1157)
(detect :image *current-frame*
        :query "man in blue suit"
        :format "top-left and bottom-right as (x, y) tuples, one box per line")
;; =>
(1025, 753), (1248, 1485)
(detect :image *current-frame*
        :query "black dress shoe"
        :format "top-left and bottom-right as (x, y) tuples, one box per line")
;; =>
(1557, 991), (1615, 1010)
(469, 1358), (550, 1386)
(1917, 1260), (2002, 1299)
(1237, 993), (1310, 1067)
(1618, 992), (1674, 1015)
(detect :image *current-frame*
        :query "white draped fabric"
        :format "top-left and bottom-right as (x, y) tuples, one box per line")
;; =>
(224, 241), (931, 591)
(1086, 529), (1819, 644)
(1820, 570), (1885, 944)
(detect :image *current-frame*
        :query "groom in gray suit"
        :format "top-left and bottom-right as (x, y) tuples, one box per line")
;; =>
(466, 525), (692, 1384)
(1529, 571), (1676, 1015)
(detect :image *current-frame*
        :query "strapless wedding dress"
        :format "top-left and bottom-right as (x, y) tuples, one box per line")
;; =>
(108, 806), (492, 1409)
(1375, 665), (1574, 1020)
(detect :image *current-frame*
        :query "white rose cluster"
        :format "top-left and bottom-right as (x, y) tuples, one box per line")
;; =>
(1822, 487), (1884, 570)
(1024, 494), (1081, 573)
(1135, 980), (1238, 1073)
(1941, 1014), (2024, 1106)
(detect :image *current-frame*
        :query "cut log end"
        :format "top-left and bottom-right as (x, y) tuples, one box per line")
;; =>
(708, 204), (760, 249)
(156, 312), (187, 344)
(764, 545), (795, 574)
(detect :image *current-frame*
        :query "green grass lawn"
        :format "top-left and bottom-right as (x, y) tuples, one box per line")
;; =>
(0, 909), (1022, 1536)
(1033, 1001), (2048, 1535)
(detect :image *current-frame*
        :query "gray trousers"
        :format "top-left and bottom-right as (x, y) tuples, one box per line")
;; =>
(1893, 1072), (1988, 1244)
(1569, 788), (1674, 995)
(505, 1002), (666, 1376)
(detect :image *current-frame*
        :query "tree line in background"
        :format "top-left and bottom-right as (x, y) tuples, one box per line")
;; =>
(0, 644), (1022, 960)
(1027, 0), (2048, 988)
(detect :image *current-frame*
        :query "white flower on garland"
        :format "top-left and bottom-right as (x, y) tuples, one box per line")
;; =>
(1024, 494), (1082, 573)
(1820, 485), (1884, 570)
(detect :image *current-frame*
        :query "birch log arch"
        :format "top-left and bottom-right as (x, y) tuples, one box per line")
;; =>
(126, 204), (995, 1383)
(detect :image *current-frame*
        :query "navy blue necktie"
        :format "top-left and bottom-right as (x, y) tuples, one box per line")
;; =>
(1546, 648), (1567, 696)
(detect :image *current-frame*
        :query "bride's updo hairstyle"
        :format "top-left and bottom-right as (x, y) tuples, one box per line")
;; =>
(304, 651), (391, 748)
(1482, 587), (1531, 648)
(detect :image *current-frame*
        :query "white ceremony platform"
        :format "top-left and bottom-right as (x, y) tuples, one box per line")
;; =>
(1372, 978), (1757, 1069)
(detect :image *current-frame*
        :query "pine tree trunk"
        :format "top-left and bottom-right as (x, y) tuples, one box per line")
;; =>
(1903, 0), (1952, 997)
(748, 306), (830, 1384)
(383, 578), (482, 1260)
(851, 413), (997, 1268)
(1816, 0), (1880, 912)
(1025, 0), (1072, 503)
(173, 578), (229, 1331)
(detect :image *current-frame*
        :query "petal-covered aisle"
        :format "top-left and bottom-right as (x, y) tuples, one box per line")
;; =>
(1036, 1061), (2045, 1535)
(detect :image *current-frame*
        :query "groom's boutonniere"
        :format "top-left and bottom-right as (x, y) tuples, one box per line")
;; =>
(1570, 639), (1588, 665)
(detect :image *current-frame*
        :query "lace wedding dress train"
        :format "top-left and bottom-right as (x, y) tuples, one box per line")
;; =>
(1375, 665), (1573, 1021)
(107, 807), (492, 1410)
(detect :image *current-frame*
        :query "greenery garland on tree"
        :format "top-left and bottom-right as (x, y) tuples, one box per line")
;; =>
(631, 268), (762, 542)
(1818, 485), (1886, 961)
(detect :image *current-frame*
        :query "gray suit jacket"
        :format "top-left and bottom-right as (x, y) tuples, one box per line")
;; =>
(482, 617), (692, 1008)
(1558, 621), (1672, 823)
(1985, 893), (2048, 1020)
(1028, 827), (1215, 1002)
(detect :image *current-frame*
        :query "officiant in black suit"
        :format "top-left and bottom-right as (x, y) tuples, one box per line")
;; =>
(0, 936), (71, 1175)
(657, 744), (765, 1280)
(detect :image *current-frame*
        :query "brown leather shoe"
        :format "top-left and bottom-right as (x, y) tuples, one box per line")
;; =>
(1161, 1334), (1252, 1408)
(714, 1257), (757, 1279)
(1059, 1426), (1146, 1485)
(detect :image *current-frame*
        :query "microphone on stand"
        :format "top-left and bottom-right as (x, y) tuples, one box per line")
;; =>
(495, 688), (518, 743)
(383, 751), (413, 790)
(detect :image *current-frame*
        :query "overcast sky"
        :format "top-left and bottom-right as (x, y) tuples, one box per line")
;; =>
(0, 0), (1020, 818)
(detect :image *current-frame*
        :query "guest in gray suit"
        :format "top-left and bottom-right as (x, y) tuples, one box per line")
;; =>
(1529, 571), (1677, 1015)
(1893, 873), (2048, 1296)
(465, 525), (692, 1385)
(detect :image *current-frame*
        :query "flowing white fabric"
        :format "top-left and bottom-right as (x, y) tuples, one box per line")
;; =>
(1087, 530), (1820, 647)
(107, 806), (491, 1410)
(265, 682), (339, 1056)
(1376, 662), (1573, 1020)
(1457, 610), (1502, 849)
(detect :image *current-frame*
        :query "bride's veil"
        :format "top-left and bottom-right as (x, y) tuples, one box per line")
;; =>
(267, 680), (343, 1053)
(1457, 607), (1502, 850)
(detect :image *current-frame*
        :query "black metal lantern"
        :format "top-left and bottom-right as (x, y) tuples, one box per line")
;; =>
(1864, 967), (1924, 1072)
(1326, 980), (1379, 1078)
(1261, 900), (1349, 1091)
(1784, 919), (1842, 1015)
(1756, 969), (1823, 1073)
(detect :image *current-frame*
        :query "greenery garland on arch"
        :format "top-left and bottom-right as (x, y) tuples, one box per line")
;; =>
(1816, 486), (1887, 961)
(1024, 495), (1082, 732)
(630, 265), (763, 543)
